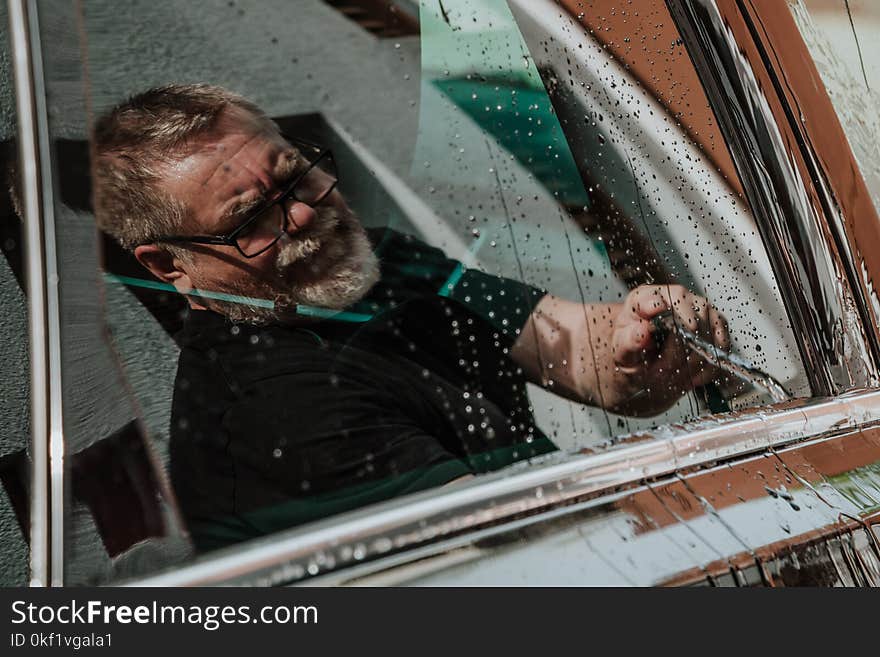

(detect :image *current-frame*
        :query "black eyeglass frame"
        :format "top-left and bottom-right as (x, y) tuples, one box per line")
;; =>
(147, 135), (338, 258)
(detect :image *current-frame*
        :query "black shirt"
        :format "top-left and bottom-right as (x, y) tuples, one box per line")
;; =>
(170, 227), (557, 551)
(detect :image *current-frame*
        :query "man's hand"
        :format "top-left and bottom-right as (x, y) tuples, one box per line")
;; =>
(604, 285), (730, 415)
(511, 284), (730, 417)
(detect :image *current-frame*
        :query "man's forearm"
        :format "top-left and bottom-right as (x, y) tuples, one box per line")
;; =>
(510, 294), (619, 407)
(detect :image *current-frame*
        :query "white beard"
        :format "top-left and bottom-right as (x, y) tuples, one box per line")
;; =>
(201, 206), (380, 325)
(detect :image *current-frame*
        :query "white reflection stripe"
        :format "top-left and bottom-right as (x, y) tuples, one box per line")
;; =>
(325, 117), (478, 268)
(8, 0), (49, 588)
(25, 0), (66, 588)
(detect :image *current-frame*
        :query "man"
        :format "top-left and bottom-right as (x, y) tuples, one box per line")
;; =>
(94, 84), (729, 551)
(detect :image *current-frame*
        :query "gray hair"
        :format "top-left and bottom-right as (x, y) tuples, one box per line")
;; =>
(93, 84), (277, 253)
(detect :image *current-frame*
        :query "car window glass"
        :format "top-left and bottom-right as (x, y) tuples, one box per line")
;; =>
(788, 0), (880, 217)
(55, 0), (821, 580)
(0, 4), (31, 587)
(414, 0), (808, 445)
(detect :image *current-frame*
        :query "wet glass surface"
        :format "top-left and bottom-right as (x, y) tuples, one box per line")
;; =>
(790, 0), (880, 218)
(31, 0), (830, 580)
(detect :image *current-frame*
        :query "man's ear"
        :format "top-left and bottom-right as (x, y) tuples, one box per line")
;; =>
(133, 244), (193, 293)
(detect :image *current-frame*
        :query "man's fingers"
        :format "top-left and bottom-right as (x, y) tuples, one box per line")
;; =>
(631, 286), (672, 320)
(613, 319), (656, 368)
(618, 285), (731, 392)
(709, 306), (731, 352)
(630, 284), (703, 324)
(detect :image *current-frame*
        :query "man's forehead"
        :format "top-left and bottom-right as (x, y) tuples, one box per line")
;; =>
(199, 122), (281, 165)
(158, 114), (303, 232)
(211, 105), (277, 143)
(166, 124), (287, 188)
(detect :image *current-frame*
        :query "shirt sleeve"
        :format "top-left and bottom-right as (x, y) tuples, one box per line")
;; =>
(367, 227), (547, 342)
(444, 267), (546, 343)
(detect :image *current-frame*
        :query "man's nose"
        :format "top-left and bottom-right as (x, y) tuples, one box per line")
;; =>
(285, 201), (317, 233)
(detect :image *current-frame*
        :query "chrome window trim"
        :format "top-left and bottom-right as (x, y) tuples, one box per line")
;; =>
(8, 0), (66, 587)
(8, 0), (48, 588)
(125, 389), (880, 586)
(666, 0), (879, 393)
(120, 0), (880, 587)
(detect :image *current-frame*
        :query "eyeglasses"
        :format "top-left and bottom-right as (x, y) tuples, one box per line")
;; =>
(152, 136), (338, 258)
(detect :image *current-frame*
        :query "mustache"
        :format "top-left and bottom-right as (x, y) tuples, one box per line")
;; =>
(204, 209), (379, 323)
(274, 205), (344, 269)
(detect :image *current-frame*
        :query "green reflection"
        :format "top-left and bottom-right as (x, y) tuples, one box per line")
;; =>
(438, 78), (589, 207)
(414, 0), (607, 294)
(827, 461), (880, 514)
(104, 274), (375, 323)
